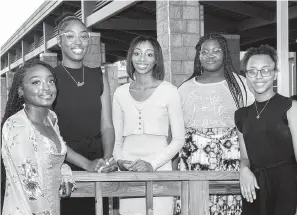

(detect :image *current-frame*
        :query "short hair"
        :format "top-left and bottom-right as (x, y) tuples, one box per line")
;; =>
(56, 12), (85, 34)
(242, 45), (278, 70)
(126, 36), (165, 81)
(1, 59), (57, 128)
(185, 32), (246, 108)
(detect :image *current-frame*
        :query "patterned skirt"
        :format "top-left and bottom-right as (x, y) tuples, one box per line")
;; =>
(174, 127), (242, 215)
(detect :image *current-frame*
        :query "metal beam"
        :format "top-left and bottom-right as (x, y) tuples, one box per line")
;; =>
(203, 1), (273, 20)
(99, 18), (156, 31)
(86, 0), (139, 28)
(237, 5), (297, 31)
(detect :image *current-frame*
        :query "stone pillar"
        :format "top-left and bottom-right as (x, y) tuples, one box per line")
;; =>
(83, 32), (101, 68)
(156, 0), (204, 87)
(40, 53), (58, 68)
(224, 34), (241, 73)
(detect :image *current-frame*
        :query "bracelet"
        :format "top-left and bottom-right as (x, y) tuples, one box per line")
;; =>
(104, 157), (114, 165)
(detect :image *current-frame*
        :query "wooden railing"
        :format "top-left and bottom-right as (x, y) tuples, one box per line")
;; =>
(72, 171), (240, 215)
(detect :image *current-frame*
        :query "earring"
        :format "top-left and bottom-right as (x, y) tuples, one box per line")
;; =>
(19, 94), (23, 99)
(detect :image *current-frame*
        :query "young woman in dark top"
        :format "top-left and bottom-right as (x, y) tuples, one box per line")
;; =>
(53, 13), (116, 215)
(235, 45), (297, 215)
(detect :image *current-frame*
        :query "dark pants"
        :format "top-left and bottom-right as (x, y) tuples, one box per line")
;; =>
(61, 135), (109, 215)
(61, 197), (109, 215)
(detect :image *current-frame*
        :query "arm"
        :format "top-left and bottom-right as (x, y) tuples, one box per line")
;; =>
(236, 127), (259, 202)
(2, 120), (51, 214)
(49, 111), (103, 172)
(65, 147), (102, 171)
(112, 91), (124, 162)
(100, 72), (115, 159)
(287, 100), (297, 161)
(148, 88), (185, 171)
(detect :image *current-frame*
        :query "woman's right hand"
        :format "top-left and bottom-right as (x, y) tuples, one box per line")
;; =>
(117, 159), (134, 171)
(86, 159), (105, 172)
(240, 167), (259, 203)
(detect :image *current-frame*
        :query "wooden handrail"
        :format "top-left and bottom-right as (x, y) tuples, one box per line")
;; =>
(73, 170), (239, 181)
(72, 171), (240, 215)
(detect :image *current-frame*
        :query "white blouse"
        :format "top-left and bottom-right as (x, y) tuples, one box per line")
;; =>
(112, 81), (185, 170)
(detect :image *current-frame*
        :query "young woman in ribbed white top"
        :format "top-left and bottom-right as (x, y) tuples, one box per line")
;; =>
(112, 36), (185, 215)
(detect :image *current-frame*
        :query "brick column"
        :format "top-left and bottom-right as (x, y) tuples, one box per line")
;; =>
(156, 0), (204, 87)
(83, 32), (102, 68)
(39, 53), (58, 68)
(224, 34), (241, 73)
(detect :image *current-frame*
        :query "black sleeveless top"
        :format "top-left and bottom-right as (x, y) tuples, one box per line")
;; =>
(235, 93), (295, 167)
(235, 94), (297, 215)
(53, 64), (104, 167)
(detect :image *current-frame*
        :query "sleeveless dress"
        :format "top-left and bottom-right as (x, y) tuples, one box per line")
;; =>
(175, 76), (254, 215)
(112, 81), (185, 215)
(1, 109), (69, 215)
(235, 94), (297, 215)
(53, 64), (107, 215)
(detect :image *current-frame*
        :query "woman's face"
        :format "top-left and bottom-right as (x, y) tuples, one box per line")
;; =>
(199, 39), (224, 72)
(58, 20), (89, 63)
(19, 65), (57, 108)
(246, 54), (277, 95)
(132, 41), (156, 76)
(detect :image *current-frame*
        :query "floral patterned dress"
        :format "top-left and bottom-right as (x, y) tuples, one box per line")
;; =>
(1, 109), (73, 215)
(175, 76), (254, 215)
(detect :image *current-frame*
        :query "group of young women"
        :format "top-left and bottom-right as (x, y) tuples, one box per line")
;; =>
(1, 13), (296, 215)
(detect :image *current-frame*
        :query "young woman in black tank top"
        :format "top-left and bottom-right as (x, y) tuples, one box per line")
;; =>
(53, 13), (117, 215)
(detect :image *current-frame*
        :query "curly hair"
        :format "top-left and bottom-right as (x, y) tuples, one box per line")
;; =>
(56, 12), (85, 34)
(1, 59), (57, 128)
(185, 32), (246, 108)
(242, 44), (278, 71)
(126, 36), (165, 81)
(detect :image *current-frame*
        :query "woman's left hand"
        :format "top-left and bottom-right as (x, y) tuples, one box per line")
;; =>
(128, 159), (153, 172)
(99, 158), (118, 173)
(59, 182), (74, 198)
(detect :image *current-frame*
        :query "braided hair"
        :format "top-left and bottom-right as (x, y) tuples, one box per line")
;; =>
(1, 59), (57, 128)
(56, 12), (85, 34)
(186, 32), (247, 108)
(1, 59), (57, 209)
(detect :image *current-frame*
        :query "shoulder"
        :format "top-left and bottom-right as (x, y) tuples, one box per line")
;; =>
(235, 106), (250, 119)
(158, 81), (179, 97)
(2, 110), (27, 137)
(84, 66), (103, 77)
(114, 83), (130, 98)
(178, 78), (195, 94)
(161, 81), (177, 90)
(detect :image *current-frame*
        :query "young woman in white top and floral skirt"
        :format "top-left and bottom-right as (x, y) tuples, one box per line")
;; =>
(175, 33), (254, 215)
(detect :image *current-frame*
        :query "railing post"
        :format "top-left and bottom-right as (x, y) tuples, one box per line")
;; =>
(95, 182), (103, 215)
(181, 181), (189, 215)
(146, 181), (154, 215)
(189, 181), (209, 215)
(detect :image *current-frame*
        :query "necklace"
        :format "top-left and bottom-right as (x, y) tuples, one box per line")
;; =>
(254, 98), (272, 119)
(62, 64), (84, 87)
(24, 108), (49, 126)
